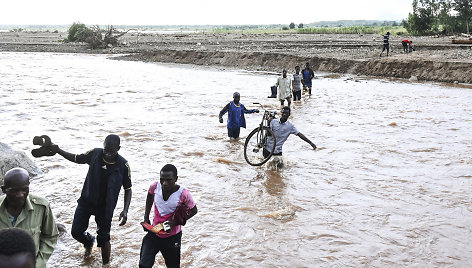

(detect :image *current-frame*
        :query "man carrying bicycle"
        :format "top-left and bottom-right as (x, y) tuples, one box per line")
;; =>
(263, 107), (317, 158)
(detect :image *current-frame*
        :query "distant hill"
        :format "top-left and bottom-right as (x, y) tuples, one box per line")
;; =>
(0, 20), (402, 32)
(305, 20), (401, 27)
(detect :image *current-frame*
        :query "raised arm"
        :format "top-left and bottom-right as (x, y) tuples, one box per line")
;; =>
(242, 104), (259, 114)
(56, 147), (77, 162)
(297, 132), (317, 150)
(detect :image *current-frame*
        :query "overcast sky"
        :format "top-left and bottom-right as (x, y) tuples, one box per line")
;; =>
(1, 0), (414, 25)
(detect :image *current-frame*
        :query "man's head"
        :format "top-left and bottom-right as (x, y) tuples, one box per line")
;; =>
(305, 62), (310, 69)
(0, 228), (36, 268)
(233, 92), (240, 104)
(103, 134), (120, 163)
(386, 32), (390, 36)
(280, 106), (291, 123)
(282, 69), (287, 78)
(160, 164), (178, 192)
(1, 168), (30, 209)
(295, 66), (300, 73)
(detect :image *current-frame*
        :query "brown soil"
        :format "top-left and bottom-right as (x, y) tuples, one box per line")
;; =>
(1, 31), (471, 83)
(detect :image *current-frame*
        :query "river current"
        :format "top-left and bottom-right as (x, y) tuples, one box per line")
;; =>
(0, 52), (471, 267)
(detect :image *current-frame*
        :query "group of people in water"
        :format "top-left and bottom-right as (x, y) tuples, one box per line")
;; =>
(219, 64), (318, 157)
(1, 64), (320, 268)
(1, 134), (197, 268)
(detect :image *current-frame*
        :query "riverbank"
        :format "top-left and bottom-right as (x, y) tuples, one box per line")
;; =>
(1, 31), (471, 83)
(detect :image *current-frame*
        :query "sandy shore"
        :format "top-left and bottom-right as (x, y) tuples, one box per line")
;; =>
(1, 31), (471, 83)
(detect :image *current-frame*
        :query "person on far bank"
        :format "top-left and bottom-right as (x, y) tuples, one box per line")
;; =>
(302, 62), (315, 95)
(264, 106), (317, 158)
(292, 66), (303, 101)
(0, 167), (58, 268)
(275, 69), (292, 106)
(53, 134), (132, 266)
(401, 39), (413, 53)
(139, 164), (197, 268)
(219, 92), (259, 139)
(380, 32), (391, 57)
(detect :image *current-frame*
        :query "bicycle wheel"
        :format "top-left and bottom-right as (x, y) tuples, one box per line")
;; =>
(244, 126), (276, 166)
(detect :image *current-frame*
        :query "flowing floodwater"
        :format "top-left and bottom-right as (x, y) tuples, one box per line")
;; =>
(0, 52), (471, 267)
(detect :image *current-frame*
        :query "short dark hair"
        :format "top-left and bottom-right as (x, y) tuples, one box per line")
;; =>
(282, 106), (291, 114)
(0, 228), (36, 265)
(104, 134), (120, 148)
(160, 164), (177, 177)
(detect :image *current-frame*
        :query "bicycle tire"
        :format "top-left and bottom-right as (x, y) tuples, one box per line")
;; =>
(244, 126), (276, 166)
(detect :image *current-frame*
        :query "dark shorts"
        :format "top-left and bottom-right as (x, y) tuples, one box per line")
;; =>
(293, 90), (301, 101)
(383, 44), (389, 50)
(139, 231), (182, 268)
(71, 203), (111, 247)
(227, 127), (240, 139)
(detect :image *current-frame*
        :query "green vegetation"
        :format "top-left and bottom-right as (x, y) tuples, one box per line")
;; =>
(67, 22), (93, 42)
(66, 23), (128, 49)
(403, 0), (471, 35)
(296, 26), (406, 35)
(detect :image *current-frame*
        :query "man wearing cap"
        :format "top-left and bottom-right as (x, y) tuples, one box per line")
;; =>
(0, 167), (58, 268)
(219, 92), (259, 139)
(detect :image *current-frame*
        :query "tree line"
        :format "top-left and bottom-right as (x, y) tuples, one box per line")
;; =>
(403, 0), (471, 35)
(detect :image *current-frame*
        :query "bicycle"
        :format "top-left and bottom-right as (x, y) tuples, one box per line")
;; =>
(244, 103), (277, 166)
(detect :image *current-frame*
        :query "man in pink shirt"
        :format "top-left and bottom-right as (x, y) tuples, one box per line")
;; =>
(139, 164), (198, 268)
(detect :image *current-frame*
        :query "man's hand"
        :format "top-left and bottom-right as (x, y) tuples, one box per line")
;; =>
(219, 117), (223, 123)
(118, 211), (128, 226)
(141, 218), (151, 232)
(311, 143), (317, 150)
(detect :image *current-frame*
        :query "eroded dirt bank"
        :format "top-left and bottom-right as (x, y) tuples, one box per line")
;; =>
(1, 31), (472, 83)
(118, 50), (472, 83)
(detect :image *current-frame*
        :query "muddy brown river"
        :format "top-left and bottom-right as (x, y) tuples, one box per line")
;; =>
(0, 52), (471, 267)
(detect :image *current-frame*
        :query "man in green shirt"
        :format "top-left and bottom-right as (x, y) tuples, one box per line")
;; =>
(0, 167), (58, 268)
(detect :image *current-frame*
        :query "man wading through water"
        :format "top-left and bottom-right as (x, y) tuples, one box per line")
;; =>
(51, 134), (132, 265)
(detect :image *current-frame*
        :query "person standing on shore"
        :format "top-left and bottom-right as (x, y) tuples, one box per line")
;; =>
(302, 62), (315, 95)
(54, 134), (132, 265)
(275, 69), (292, 107)
(0, 168), (58, 268)
(219, 92), (259, 139)
(380, 32), (391, 57)
(292, 66), (303, 101)
(401, 39), (413, 53)
(139, 164), (197, 268)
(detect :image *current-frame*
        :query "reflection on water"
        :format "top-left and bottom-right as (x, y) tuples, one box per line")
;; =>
(0, 52), (471, 267)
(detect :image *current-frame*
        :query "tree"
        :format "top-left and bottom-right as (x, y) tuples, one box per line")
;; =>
(404, 0), (441, 35)
(67, 23), (129, 49)
(453, 0), (472, 34)
(289, 22), (296, 29)
(298, 23), (304, 29)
